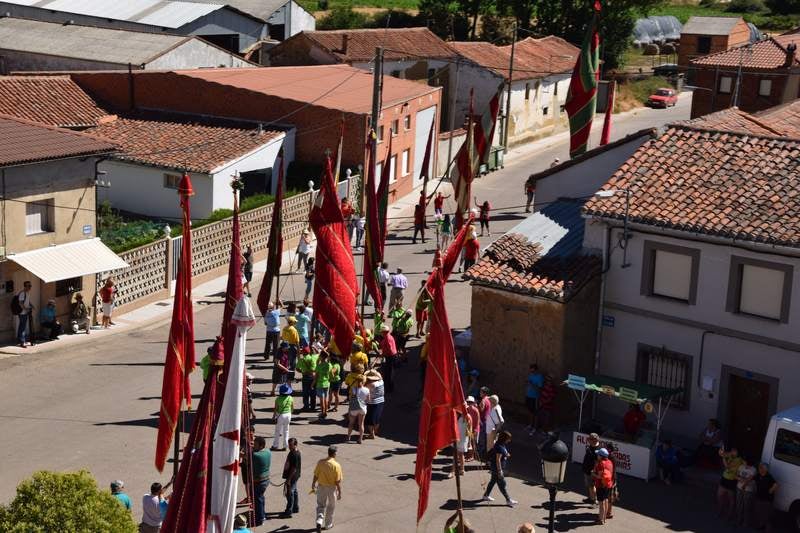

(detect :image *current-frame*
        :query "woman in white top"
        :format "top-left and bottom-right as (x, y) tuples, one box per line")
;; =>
(296, 230), (312, 271)
(485, 395), (504, 451)
(364, 369), (385, 439)
(347, 376), (370, 444)
(448, 409), (470, 478)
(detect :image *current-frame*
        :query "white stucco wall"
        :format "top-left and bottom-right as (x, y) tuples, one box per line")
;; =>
(100, 161), (215, 220)
(585, 220), (800, 442)
(533, 135), (650, 209)
(289, 1), (315, 36)
(146, 38), (255, 69)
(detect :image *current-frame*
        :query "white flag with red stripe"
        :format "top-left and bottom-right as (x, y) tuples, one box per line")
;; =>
(208, 297), (255, 533)
(451, 87), (502, 229)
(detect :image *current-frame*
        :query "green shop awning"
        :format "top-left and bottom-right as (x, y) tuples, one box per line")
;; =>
(584, 374), (683, 403)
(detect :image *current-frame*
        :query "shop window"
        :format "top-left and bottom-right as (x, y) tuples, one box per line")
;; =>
(56, 277), (83, 297)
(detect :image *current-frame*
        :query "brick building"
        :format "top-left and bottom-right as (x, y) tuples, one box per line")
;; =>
(678, 16), (751, 69)
(71, 65), (441, 201)
(689, 36), (800, 118)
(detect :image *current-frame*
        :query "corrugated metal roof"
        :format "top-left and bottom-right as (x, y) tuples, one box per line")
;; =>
(507, 200), (586, 258)
(7, 238), (128, 282)
(185, 0), (295, 20)
(0, 18), (191, 65)
(1, 0), (224, 29)
(681, 16), (743, 35)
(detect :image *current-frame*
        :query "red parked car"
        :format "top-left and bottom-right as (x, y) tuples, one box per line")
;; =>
(647, 88), (678, 108)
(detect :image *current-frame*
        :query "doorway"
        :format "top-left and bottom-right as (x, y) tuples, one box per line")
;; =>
(725, 373), (772, 461)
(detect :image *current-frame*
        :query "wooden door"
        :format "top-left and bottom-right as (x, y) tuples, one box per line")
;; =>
(727, 374), (771, 461)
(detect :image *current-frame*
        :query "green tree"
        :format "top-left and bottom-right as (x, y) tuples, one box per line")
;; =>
(417, 0), (469, 40)
(480, 7), (517, 44)
(0, 471), (137, 533)
(765, 0), (800, 14)
(534, 0), (663, 71)
(317, 5), (371, 30)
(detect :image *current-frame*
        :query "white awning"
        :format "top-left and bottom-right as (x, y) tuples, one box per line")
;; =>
(7, 238), (129, 283)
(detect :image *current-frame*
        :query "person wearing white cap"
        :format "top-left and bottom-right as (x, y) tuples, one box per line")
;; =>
(110, 480), (131, 511)
(592, 447), (615, 525)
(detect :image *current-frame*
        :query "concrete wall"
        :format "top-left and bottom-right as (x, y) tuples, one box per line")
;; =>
(99, 131), (291, 219)
(584, 219), (800, 442)
(533, 135), (650, 208)
(146, 39), (255, 69)
(0, 157), (100, 342)
(690, 67), (798, 118)
(436, 130), (465, 177)
(505, 74), (571, 146)
(289, 1), (315, 36)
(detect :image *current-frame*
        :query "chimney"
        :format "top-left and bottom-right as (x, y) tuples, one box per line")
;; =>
(341, 34), (349, 54)
(785, 42), (797, 68)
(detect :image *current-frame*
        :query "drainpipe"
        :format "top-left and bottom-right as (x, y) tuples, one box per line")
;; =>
(590, 223), (611, 420)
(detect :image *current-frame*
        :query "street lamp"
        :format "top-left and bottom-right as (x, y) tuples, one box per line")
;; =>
(594, 188), (631, 268)
(540, 435), (569, 533)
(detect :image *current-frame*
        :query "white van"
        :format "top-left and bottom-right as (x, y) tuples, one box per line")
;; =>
(761, 406), (800, 531)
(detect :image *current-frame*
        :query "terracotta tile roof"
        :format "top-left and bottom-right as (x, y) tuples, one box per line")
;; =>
(173, 65), (440, 113)
(466, 234), (600, 301)
(0, 113), (116, 167)
(753, 99), (800, 137)
(300, 28), (458, 63)
(0, 75), (111, 128)
(583, 125), (800, 247)
(680, 107), (784, 136)
(87, 116), (284, 173)
(691, 37), (800, 70)
(450, 37), (578, 81)
(465, 200), (600, 301)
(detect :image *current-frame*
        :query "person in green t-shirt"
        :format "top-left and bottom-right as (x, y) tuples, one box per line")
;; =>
(272, 384), (294, 451)
(328, 357), (342, 413)
(444, 511), (474, 533)
(296, 347), (319, 412)
(313, 350), (333, 420)
(252, 436), (271, 526)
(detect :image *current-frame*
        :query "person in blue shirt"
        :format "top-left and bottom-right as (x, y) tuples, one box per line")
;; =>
(525, 364), (544, 435)
(110, 480), (131, 511)
(295, 304), (311, 347)
(656, 439), (681, 484)
(264, 301), (282, 361)
(39, 299), (62, 340)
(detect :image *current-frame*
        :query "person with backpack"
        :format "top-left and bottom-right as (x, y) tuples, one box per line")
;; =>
(11, 281), (33, 347)
(592, 448), (615, 525)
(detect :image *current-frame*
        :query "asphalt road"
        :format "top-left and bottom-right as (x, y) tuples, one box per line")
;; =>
(0, 96), (756, 533)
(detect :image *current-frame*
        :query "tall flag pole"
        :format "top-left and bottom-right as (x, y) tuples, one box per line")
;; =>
(216, 179), (244, 422)
(161, 338), (223, 533)
(311, 155), (358, 357)
(208, 298), (256, 533)
(565, 0), (601, 158)
(363, 130), (383, 310)
(420, 121), (435, 206)
(155, 172), (196, 473)
(451, 88), (501, 231)
(600, 80), (615, 146)
(415, 266), (466, 523)
(256, 150), (285, 315)
(334, 116), (345, 184)
(376, 137), (392, 245)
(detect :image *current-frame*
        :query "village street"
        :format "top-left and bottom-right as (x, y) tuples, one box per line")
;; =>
(0, 95), (755, 533)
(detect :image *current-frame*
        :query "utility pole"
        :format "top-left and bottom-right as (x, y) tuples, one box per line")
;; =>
(732, 44), (752, 109)
(503, 19), (518, 150)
